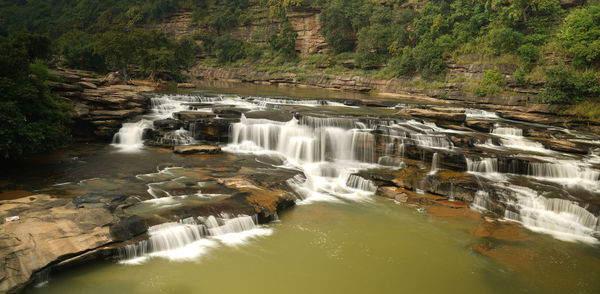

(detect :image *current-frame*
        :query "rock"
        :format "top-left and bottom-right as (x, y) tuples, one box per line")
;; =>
(397, 107), (466, 123)
(465, 120), (495, 133)
(153, 118), (184, 130)
(343, 99), (363, 106)
(103, 72), (123, 85)
(190, 118), (238, 142)
(0, 194), (145, 294)
(89, 108), (144, 119)
(110, 216), (148, 242)
(174, 111), (217, 121)
(244, 110), (294, 122)
(177, 83), (196, 88)
(173, 144), (221, 154)
(212, 107), (250, 117)
(77, 81), (97, 89)
(535, 138), (589, 154)
(377, 186), (408, 202)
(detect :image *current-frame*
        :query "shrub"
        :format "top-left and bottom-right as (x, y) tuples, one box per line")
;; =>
(475, 67), (506, 97)
(541, 65), (600, 104)
(518, 43), (539, 66)
(487, 27), (524, 55)
(558, 5), (600, 68)
(268, 21), (297, 59)
(214, 35), (246, 64)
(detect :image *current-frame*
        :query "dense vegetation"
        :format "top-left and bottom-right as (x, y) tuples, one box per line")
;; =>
(0, 31), (71, 159)
(1, 0), (600, 159)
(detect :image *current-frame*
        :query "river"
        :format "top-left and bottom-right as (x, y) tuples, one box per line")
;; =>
(1, 83), (598, 293)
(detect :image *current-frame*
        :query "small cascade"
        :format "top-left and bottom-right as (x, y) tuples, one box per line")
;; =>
(346, 174), (377, 192)
(299, 116), (358, 129)
(465, 109), (499, 118)
(410, 133), (453, 149)
(504, 186), (600, 243)
(111, 119), (153, 152)
(119, 214), (270, 263)
(466, 157), (499, 173)
(429, 152), (439, 175)
(491, 125), (545, 152)
(158, 128), (195, 146)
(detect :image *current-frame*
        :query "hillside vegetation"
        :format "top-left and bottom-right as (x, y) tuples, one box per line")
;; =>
(1, 0), (600, 158)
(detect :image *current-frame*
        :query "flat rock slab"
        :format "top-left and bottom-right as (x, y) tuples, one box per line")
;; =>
(0, 194), (146, 294)
(173, 145), (222, 154)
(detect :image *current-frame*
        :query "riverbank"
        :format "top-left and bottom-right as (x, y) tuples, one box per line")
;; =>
(189, 65), (600, 135)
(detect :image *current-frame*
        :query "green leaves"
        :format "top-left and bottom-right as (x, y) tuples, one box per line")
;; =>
(558, 5), (600, 68)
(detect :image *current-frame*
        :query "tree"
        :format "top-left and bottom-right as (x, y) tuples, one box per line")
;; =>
(0, 32), (71, 159)
(558, 5), (600, 68)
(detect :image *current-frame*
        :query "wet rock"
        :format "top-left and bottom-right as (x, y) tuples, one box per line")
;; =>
(212, 107), (250, 117)
(110, 216), (148, 242)
(153, 118), (184, 130)
(377, 186), (408, 202)
(396, 106), (466, 123)
(190, 118), (238, 142)
(174, 111), (217, 122)
(343, 99), (363, 106)
(142, 128), (159, 141)
(173, 144), (221, 154)
(245, 110), (294, 122)
(465, 120), (495, 133)
(535, 138), (589, 154)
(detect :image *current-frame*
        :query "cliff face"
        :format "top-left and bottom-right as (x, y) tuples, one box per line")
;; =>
(147, 7), (328, 56)
(48, 68), (154, 139)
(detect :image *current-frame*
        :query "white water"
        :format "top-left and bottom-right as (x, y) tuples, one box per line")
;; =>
(119, 214), (271, 264)
(489, 125), (547, 153)
(225, 114), (378, 204)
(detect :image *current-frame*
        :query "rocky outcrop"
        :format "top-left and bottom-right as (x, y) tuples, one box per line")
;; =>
(0, 194), (147, 294)
(396, 106), (466, 123)
(48, 68), (155, 139)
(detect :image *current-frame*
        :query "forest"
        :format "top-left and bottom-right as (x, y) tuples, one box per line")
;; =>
(1, 0), (600, 159)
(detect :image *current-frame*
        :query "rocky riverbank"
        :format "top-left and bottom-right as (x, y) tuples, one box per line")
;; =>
(190, 65), (600, 135)
(48, 68), (156, 139)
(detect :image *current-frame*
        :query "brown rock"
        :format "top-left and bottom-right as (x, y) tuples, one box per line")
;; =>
(77, 81), (98, 89)
(173, 144), (221, 154)
(396, 107), (466, 123)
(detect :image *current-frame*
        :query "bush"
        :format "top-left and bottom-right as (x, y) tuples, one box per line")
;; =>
(541, 65), (600, 104)
(356, 23), (395, 69)
(268, 21), (297, 59)
(319, 0), (369, 53)
(487, 27), (524, 55)
(475, 67), (506, 97)
(214, 35), (246, 64)
(518, 43), (539, 66)
(57, 30), (106, 72)
(558, 5), (600, 68)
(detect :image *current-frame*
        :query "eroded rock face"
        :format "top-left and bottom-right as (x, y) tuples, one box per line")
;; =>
(0, 194), (147, 294)
(396, 106), (466, 123)
(48, 68), (154, 139)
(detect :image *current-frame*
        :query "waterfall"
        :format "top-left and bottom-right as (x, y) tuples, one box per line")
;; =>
(111, 94), (225, 152)
(119, 214), (270, 263)
(158, 128), (195, 146)
(429, 152), (439, 175)
(225, 115), (378, 203)
(491, 125), (546, 152)
(465, 109), (499, 118)
(503, 186), (599, 244)
(111, 119), (154, 152)
(346, 175), (377, 192)
(466, 157), (498, 173)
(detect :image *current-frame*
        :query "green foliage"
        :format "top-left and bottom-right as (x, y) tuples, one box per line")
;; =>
(215, 35), (247, 64)
(209, 0), (250, 33)
(57, 30), (106, 72)
(558, 5), (600, 68)
(319, 0), (369, 53)
(475, 67), (506, 97)
(268, 21), (298, 59)
(518, 43), (539, 66)
(0, 32), (72, 159)
(487, 27), (524, 55)
(541, 65), (600, 104)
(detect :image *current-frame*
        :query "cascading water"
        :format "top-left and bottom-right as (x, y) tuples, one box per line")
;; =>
(429, 152), (439, 175)
(225, 114), (378, 203)
(111, 119), (154, 152)
(119, 214), (270, 263)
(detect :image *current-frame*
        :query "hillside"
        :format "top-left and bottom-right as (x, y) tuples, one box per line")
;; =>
(1, 0), (600, 158)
